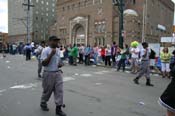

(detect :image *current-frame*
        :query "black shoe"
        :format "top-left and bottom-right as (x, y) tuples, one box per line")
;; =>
(133, 78), (139, 84)
(146, 79), (154, 87)
(38, 74), (42, 78)
(40, 102), (49, 111)
(56, 106), (66, 116)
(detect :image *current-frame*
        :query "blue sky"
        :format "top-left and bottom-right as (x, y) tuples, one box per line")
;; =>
(0, 0), (8, 33)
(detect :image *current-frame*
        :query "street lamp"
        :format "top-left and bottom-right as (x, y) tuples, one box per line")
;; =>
(113, 0), (124, 49)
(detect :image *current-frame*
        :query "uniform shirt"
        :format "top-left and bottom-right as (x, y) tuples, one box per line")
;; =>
(24, 45), (32, 51)
(140, 48), (150, 61)
(40, 47), (61, 72)
(131, 47), (140, 58)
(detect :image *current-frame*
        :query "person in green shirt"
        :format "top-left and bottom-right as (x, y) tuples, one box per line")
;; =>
(160, 47), (172, 78)
(117, 44), (129, 72)
(71, 44), (78, 66)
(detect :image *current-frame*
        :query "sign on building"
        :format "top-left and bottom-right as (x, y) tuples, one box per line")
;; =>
(161, 37), (175, 43)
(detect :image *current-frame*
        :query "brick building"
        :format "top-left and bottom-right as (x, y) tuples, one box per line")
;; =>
(56, 0), (174, 46)
(0, 32), (8, 43)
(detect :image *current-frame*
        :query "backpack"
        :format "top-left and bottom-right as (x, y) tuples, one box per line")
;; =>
(149, 49), (156, 59)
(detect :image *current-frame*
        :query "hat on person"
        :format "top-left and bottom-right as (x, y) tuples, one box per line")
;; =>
(131, 41), (139, 47)
(49, 36), (60, 41)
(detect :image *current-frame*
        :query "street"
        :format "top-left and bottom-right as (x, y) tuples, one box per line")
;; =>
(0, 54), (170, 116)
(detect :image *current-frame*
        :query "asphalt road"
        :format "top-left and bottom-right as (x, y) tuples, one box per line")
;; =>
(0, 54), (171, 116)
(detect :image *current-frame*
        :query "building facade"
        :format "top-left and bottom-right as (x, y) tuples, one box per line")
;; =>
(56, 0), (174, 46)
(0, 32), (8, 43)
(8, 0), (33, 43)
(124, 0), (174, 44)
(32, 0), (57, 42)
(0, 32), (8, 52)
(8, 0), (57, 43)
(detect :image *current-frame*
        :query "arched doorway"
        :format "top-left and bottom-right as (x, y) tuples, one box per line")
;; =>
(72, 24), (85, 45)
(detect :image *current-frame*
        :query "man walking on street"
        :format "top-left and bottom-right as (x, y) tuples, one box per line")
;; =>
(111, 42), (117, 67)
(133, 42), (154, 86)
(40, 36), (66, 116)
(24, 43), (32, 61)
(35, 41), (46, 78)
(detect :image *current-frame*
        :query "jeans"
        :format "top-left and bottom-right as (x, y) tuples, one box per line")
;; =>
(85, 54), (90, 65)
(69, 56), (73, 65)
(26, 49), (31, 61)
(117, 59), (126, 71)
(79, 53), (84, 63)
(105, 56), (111, 66)
(93, 53), (98, 65)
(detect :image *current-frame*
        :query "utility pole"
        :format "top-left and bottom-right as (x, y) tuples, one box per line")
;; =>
(113, 0), (124, 49)
(171, 0), (175, 44)
(22, 0), (34, 43)
(142, 2), (145, 42)
(142, 0), (148, 42)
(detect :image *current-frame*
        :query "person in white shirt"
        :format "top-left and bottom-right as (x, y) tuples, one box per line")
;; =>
(35, 41), (45, 78)
(130, 46), (140, 73)
(60, 46), (65, 61)
(78, 44), (85, 64)
(105, 44), (111, 66)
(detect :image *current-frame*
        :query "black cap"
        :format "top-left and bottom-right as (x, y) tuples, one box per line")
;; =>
(49, 36), (60, 41)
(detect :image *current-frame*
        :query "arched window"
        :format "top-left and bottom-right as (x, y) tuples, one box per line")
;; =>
(133, 0), (136, 4)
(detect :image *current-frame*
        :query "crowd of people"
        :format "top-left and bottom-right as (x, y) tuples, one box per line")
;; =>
(2, 40), (175, 80)
(46, 42), (175, 78)
(1, 38), (175, 116)
(58, 42), (131, 71)
(29, 39), (175, 116)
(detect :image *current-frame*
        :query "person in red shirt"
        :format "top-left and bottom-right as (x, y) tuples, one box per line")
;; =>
(101, 46), (105, 62)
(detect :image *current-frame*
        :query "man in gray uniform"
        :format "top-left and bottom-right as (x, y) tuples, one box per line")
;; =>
(40, 36), (66, 116)
(133, 42), (154, 86)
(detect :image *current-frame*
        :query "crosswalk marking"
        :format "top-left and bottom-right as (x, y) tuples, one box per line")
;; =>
(80, 74), (92, 77)
(63, 77), (75, 82)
